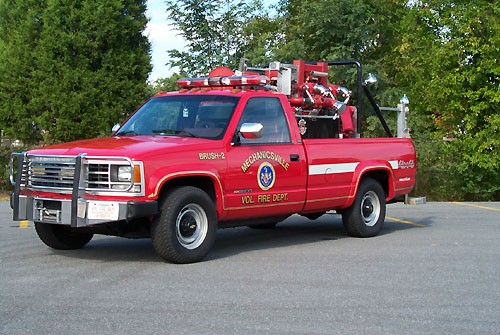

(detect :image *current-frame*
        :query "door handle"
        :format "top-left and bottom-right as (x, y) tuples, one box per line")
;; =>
(290, 154), (300, 162)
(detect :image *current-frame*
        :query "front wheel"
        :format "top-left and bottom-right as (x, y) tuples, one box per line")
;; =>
(34, 222), (93, 250)
(342, 178), (386, 237)
(151, 186), (217, 263)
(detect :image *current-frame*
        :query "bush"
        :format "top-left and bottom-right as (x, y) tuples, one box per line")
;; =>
(411, 139), (499, 201)
(0, 146), (26, 192)
(411, 140), (461, 201)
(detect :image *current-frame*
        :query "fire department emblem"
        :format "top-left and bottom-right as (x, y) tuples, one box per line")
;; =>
(257, 162), (275, 191)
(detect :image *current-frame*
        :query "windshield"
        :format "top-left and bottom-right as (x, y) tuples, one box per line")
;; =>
(115, 95), (239, 140)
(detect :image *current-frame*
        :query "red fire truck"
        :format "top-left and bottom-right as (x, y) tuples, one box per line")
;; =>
(11, 60), (416, 263)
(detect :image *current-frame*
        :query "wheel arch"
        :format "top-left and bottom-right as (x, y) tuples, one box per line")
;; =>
(149, 172), (224, 217)
(348, 163), (395, 208)
(361, 170), (390, 197)
(159, 176), (216, 200)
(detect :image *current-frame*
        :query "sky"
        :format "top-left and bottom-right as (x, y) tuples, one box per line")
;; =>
(144, 0), (185, 82)
(144, 0), (278, 82)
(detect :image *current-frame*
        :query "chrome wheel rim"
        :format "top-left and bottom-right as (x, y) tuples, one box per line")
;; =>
(176, 204), (208, 249)
(361, 191), (380, 227)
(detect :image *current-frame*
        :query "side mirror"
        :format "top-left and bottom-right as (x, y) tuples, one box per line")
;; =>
(112, 123), (121, 133)
(364, 73), (377, 85)
(239, 122), (263, 139)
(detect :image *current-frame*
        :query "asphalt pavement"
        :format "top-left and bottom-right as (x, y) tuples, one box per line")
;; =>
(1, 201), (499, 335)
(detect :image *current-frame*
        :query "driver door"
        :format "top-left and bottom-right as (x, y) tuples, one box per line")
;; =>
(224, 97), (307, 220)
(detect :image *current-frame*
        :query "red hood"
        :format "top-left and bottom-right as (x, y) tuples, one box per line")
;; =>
(28, 136), (220, 160)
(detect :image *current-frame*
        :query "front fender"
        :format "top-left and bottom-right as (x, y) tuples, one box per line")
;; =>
(146, 165), (225, 216)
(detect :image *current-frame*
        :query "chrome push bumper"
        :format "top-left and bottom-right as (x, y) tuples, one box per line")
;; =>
(11, 194), (157, 227)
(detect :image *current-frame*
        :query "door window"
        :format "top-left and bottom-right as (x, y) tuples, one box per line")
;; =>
(236, 98), (291, 144)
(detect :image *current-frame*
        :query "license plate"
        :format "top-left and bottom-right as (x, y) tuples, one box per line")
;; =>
(87, 201), (119, 221)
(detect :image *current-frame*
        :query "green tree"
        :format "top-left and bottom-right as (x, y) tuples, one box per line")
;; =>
(0, 0), (46, 145)
(273, 0), (380, 61)
(0, 0), (152, 144)
(237, 1), (285, 67)
(165, 0), (267, 76)
(394, 1), (499, 200)
(150, 73), (183, 94)
(253, 1), (400, 109)
(270, 0), (410, 135)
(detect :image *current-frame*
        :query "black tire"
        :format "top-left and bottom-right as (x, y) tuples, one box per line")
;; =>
(342, 178), (386, 237)
(151, 186), (217, 264)
(34, 222), (94, 250)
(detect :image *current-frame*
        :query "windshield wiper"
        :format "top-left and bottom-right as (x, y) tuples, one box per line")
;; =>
(114, 130), (137, 136)
(152, 129), (198, 138)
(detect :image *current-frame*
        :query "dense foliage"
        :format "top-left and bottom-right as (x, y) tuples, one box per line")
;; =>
(0, 0), (151, 145)
(164, 0), (264, 76)
(396, 1), (500, 200)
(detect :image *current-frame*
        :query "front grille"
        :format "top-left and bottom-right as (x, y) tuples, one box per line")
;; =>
(28, 157), (76, 190)
(18, 155), (137, 193)
(86, 163), (112, 189)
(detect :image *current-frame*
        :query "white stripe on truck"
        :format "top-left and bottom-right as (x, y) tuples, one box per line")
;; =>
(308, 163), (359, 175)
(309, 160), (398, 176)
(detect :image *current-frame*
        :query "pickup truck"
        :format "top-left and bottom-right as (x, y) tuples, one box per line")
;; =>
(10, 60), (416, 263)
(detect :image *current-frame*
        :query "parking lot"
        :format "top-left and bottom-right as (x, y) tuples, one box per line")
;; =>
(1, 201), (499, 335)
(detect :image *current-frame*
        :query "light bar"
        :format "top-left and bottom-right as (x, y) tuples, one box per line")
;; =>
(177, 75), (269, 89)
(177, 77), (208, 87)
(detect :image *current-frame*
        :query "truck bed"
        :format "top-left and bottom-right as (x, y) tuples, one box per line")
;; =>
(301, 137), (416, 213)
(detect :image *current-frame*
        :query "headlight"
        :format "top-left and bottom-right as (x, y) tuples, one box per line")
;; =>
(110, 164), (143, 192)
(86, 159), (143, 194)
(117, 166), (133, 182)
(111, 165), (139, 183)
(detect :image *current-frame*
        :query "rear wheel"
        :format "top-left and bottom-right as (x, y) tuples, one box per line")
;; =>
(34, 222), (93, 250)
(151, 186), (217, 263)
(342, 178), (386, 237)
